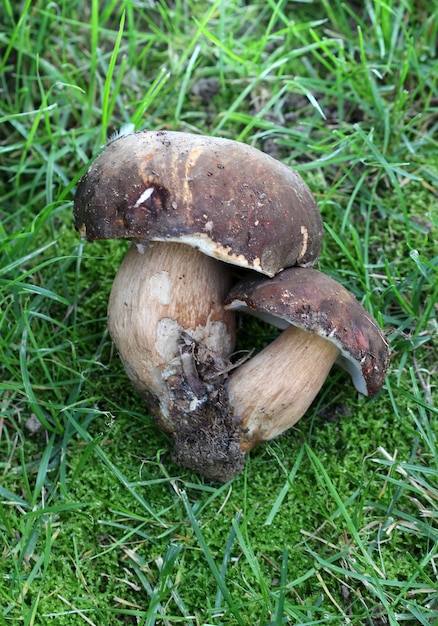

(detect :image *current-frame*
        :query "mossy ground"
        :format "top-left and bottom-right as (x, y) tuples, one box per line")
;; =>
(2, 341), (434, 622)
(1, 0), (437, 623)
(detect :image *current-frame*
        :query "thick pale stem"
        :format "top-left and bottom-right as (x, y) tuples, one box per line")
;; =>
(227, 325), (340, 451)
(107, 241), (245, 481)
(108, 241), (234, 420)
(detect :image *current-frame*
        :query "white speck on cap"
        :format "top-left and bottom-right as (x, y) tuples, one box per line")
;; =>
(134, 187), (155, 208)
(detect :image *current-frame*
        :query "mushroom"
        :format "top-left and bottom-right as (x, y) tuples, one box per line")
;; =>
(74, 130), (323, 275)
(74, 130), (323, 480)
(224, 267), (390, 451)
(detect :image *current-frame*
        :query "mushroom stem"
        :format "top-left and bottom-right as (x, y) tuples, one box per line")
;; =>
(107, 241), (245, 480)
(227, 325), (340, 451)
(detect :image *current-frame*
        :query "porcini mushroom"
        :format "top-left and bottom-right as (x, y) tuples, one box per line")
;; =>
(225, 267), (389, 451)
(74, 130), (323, 480)
(74, 130), (323, 274)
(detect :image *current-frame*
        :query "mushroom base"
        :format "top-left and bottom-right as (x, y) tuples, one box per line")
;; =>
(168, 370), (245, 481)
(139, 337), (245, 482)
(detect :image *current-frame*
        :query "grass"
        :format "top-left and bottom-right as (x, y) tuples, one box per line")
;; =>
(1, 0), (437, 623)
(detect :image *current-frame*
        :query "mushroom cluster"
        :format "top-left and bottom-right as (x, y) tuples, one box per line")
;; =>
(74, 129), (389, 481)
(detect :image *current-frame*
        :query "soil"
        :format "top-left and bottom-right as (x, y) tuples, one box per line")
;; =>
(145, 332), (246, 482)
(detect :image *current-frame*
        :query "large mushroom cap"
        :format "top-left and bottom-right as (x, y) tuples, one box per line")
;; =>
(73, 130), (323, 276)
(225, 267), (389, 396)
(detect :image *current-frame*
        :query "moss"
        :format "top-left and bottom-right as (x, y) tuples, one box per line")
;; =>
(1, 395), (434, 621)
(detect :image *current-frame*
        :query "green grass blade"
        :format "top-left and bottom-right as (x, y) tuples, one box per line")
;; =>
(181, 490), (244, 625)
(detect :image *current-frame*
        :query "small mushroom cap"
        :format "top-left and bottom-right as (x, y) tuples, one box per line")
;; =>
(73, 130), (323, 276)
(225, 267), (389, 396)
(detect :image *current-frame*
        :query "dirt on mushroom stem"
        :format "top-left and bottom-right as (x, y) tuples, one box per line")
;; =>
(125, 362), (245, 482)
(149, 332), (246, 482)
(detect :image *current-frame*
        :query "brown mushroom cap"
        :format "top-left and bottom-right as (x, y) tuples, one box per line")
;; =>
(225, 267), (389, 396)
(73, 130), (323, 276)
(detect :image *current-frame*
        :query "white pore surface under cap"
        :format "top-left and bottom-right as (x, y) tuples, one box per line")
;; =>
(152, 234), (265, 275)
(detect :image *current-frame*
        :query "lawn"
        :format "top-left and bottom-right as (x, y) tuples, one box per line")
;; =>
(1, 0), (437, 624)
